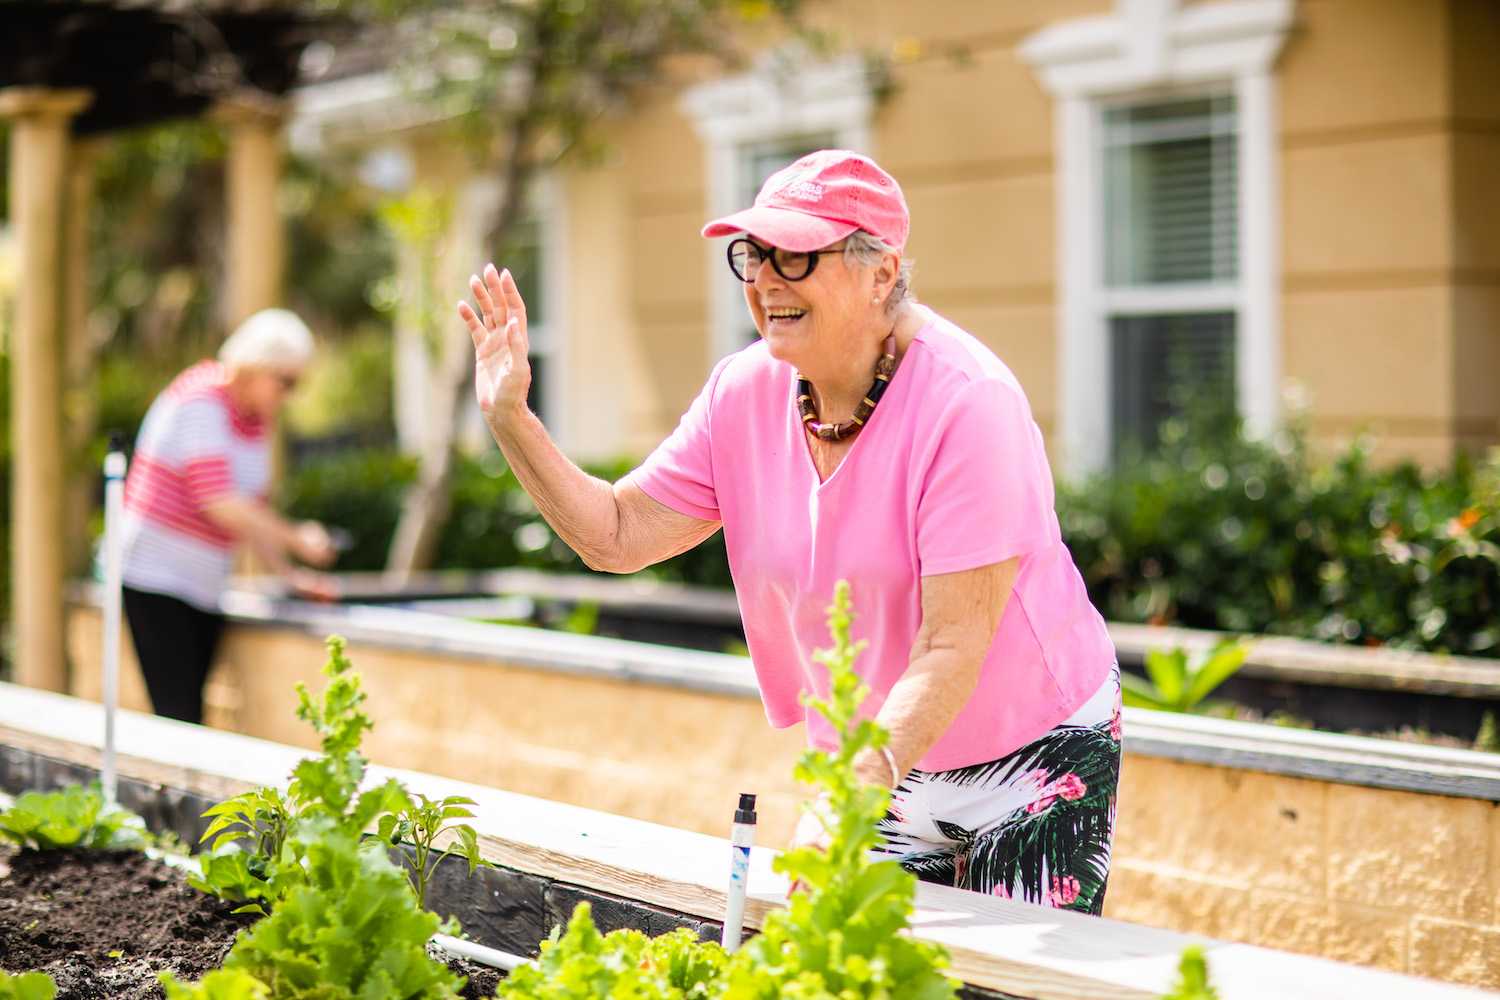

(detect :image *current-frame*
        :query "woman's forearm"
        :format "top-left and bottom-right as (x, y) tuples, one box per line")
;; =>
(858, 558), (1020, 786)
(486, 403), (632, 571)
(485, 404), (719, 574)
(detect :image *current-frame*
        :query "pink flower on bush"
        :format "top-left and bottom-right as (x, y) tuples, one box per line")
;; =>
(1048, 875), (1081, 907)
(1054, 773), (1087, 802)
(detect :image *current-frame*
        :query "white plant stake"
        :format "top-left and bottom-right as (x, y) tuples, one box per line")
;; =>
(722, 792), (757, 951)
(100, 439), (128, 807)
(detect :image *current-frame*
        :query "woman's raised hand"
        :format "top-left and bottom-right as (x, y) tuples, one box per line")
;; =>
(459, 263), (530, 422)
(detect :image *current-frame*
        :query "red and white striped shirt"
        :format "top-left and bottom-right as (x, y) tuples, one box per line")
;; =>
(121, 361), (271, 610)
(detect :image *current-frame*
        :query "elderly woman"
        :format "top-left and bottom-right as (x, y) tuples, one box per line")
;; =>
(459, 150), (1120, 911)
(121, 308), (339, 724)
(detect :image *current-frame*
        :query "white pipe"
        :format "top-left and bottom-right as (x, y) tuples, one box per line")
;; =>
(100, 446), (128, 807)
(430, 933), (533, 972)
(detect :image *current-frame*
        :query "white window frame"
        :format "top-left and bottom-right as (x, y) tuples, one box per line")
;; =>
(1021, 0), (1294, 475)
(680, 48), (878, 363)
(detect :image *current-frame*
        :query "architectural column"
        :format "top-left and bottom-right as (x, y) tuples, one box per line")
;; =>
(0, 86), (93, 692)
(214, 97), (287, 331)
(64, 140), (104, 578)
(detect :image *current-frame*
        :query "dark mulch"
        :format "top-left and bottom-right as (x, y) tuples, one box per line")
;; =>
(0, 844), (501, 999)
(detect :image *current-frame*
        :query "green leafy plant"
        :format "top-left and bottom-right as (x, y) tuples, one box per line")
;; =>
(725, 580), (956, 1000)
(203, 827), (464, 1000)
(378, 791), (493, 911)
(498, 902), (728, 1000)
(1160, 946), (1218, 999)
(0, 783), (147, 851)
(170, 637), (471, 999)
(0, 970), (57, 1000)
(159, 967), (269, 1000)
(191, 636), (406, 911)
(494, 581), (954, 1000)
(1121, 638), (1252, 714)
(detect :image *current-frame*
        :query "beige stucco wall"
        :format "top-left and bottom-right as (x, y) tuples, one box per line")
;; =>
(1278, 0), (1499, 465)
(66, 605), (1500, 988)
(1111, 755), (1500, 989)
(572, 0), (1497, 466)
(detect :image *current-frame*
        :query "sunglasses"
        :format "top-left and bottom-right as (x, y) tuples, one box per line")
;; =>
(727, 238), (845, 283)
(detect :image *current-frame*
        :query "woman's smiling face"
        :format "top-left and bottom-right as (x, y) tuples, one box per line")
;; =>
(744, 239), (873, 373)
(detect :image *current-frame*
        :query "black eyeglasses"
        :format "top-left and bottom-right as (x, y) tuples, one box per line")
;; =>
(727, 238), (844, 282)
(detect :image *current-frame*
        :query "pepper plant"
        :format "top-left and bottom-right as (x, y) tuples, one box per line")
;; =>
(378, 790), (492, 911)
(190, 634), (487, 917)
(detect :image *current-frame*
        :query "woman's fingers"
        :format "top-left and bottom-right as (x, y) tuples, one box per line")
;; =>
(458, 301), (494, 351)
(470, 272), (497, 324)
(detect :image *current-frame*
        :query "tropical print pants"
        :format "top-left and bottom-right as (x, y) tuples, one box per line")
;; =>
(871, 662), (1122, 914)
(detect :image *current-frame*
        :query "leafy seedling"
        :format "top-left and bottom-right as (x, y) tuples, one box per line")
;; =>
(1122, 638), (1251, 714)
(378, 791), (494, 912)
(1160, 945), (1218, 999)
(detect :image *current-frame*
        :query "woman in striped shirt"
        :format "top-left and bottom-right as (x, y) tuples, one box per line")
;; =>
(120, 308), (339, 724)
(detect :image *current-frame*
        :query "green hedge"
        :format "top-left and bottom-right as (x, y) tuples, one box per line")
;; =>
(1057, 418), (1500, 657)
(277, 448), (733, 589)
(279, 427), (1499, 657)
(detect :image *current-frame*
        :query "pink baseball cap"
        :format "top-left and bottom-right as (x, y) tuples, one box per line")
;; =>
(701, 149), (909, 252)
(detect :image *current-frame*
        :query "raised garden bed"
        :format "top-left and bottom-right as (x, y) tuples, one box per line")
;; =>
(4, 681), (1494, 1000)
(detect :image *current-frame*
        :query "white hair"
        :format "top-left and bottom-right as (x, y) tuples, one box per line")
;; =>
(843, 230), (916, 317)
(217, 308), (315, 372)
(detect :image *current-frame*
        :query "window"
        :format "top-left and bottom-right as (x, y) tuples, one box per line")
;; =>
(681, 48), (878, 363)
(721, 135), (835, 347)
(1103, 95), (1239, 452)
(1020, 0), (1292, 474)
(503, 192), (553, 424)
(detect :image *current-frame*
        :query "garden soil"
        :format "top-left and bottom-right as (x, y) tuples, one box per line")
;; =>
(0, 845), (501, 999)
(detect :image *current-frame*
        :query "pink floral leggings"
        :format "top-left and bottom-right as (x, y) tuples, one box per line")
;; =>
(870, 662), (1122, 914)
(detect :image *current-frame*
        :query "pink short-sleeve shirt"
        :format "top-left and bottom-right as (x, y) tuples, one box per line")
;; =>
(631, 308), (1115, 771)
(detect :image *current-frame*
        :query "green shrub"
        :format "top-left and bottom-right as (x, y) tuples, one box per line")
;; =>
(1058, 415), (1500, 657)
(278, 448), (733, 588)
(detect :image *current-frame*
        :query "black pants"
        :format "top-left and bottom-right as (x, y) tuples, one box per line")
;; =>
(122, 586), (225, 725)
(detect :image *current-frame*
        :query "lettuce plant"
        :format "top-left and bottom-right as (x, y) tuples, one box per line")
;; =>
(212, 826), (463, 1000)
(0, 783), (147, 852)
(0, 970), (57, 1000)
(160, 967), (269, 1000)
(192, 636), (409, 910)
(498, 902), (728, 1000)
(496, 581), (955, 1000)
(723, 580), (956, 1000)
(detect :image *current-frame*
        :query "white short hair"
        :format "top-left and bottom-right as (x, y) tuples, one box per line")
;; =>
(218, 308), (315, 372)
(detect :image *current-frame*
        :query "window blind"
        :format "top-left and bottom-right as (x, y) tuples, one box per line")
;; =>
(1111, 311), (1237, 453)
(1104, 95), (1238, 286)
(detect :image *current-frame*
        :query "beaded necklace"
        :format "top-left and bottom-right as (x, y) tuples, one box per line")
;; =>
(795, 332), (898, 442)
